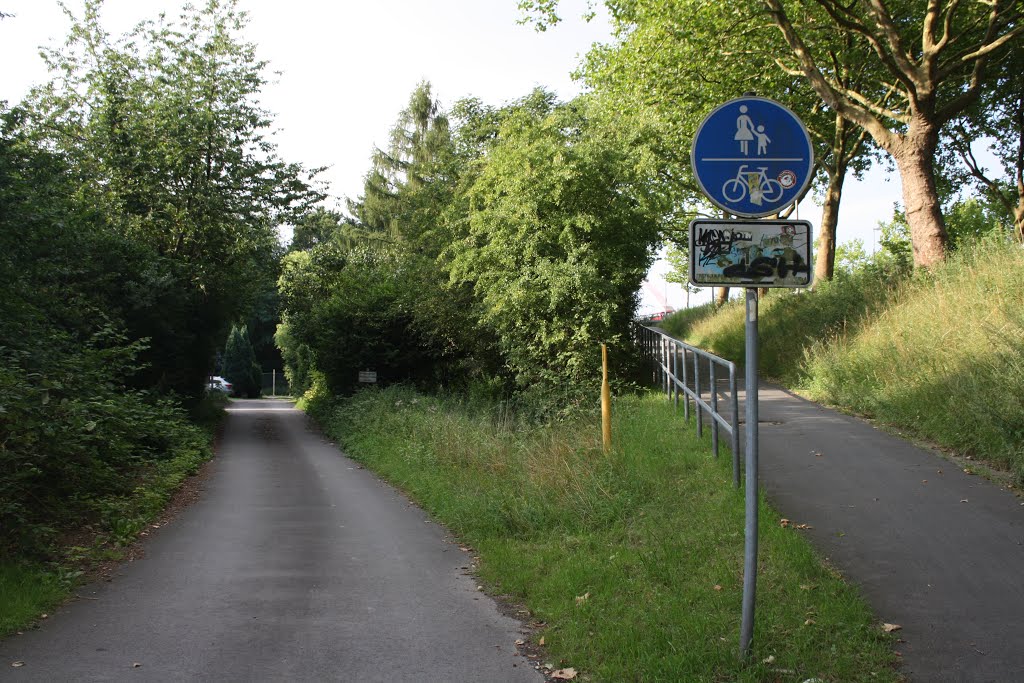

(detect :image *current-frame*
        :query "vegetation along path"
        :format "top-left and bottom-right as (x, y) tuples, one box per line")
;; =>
(734, 379), (1024, 682)
(0, 399), (541, 682)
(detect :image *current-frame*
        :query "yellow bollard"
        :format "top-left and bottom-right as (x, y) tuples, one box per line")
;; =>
(601, 343), (612, 453)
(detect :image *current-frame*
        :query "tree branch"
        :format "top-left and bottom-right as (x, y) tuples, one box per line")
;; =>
(954, 132), (1015, 217)
(934, 0), (963, 53)
(763, 0), (897, 150)
(813, 0), (919, 95)
(953, 23), (1024, 63)
(864, 0), (922, 87)
(932, 2), (1023, 123)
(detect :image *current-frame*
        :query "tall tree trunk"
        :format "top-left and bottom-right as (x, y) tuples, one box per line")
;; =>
(715, 287), (730, 306)
(893, 122), (949, 268)
(814, 165), (846, 282)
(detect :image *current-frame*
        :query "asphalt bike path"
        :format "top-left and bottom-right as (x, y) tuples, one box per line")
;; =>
(733, 381), (1024, 682)
(1, 399), (542, 682)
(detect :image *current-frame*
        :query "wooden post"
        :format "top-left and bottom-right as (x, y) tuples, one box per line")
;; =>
(601, 344), (612, 453)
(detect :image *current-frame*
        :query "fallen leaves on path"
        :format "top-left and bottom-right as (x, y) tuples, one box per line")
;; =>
(882, 623), (902, 632)
(551, 668), (577, 680)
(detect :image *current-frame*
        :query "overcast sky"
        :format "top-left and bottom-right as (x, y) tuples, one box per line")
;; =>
(1, 0), (907, 310)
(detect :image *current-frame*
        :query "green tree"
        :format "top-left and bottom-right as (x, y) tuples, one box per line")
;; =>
(944, 45), (1024, 242)
(289, 207), (345, 251)
(26, 0), (320, 396)
(349, 81), (452, 247)
(834, 238), (870, 275)
(527, 0), (882, 282)
(762, 0), (1023, 267)
(222, 325), (261, 398)
(0, 105), (206, 555)
(664, 245), (696, 309)
(448, 96), (662, 402)
(277, 244), (462, 395)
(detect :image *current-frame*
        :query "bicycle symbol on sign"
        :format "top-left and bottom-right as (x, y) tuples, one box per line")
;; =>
(721, 165), (784, 207)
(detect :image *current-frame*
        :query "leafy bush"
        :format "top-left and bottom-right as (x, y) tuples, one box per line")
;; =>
(447, 101), (661, 405)
(0, 329), (208, 556)
(278, 243), (490, 396)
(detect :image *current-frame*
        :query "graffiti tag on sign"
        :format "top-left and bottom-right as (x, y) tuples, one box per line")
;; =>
(688, 219), (813, 289)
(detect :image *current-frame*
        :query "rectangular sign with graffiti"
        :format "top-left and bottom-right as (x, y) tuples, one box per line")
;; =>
(688, 219), (813, 288)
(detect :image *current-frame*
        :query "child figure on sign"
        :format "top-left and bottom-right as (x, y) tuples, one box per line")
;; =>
(754, 125), (771, 155)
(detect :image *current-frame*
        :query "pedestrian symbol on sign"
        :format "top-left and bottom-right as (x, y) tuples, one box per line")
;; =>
(733, 105), (772, 157)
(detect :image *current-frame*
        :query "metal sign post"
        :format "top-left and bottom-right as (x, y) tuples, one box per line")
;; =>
(740, 289), (759, 658)
(689, 95), (815, 661)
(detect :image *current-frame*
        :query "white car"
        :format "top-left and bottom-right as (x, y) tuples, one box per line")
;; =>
(207, 376), (233, 394)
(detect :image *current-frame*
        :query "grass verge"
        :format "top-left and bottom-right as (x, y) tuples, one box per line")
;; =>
(0, 393), (223, 638)
(308, 385), (899, 682)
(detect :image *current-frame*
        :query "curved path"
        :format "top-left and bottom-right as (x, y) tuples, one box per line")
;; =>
(743, 382), (1024, 682)
(2, 399), (541, 682)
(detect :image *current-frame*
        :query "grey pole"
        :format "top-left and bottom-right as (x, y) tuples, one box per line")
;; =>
(740, 287), (759, 659)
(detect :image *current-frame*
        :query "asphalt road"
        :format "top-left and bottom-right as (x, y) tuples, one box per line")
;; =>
(1, 399), (542, 682)
(743, 383), (1024, 683)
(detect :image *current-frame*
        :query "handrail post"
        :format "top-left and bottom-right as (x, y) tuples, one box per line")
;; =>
(672, 341), (679, 411)
(682, 347), (689, 421)
(664, 337), (671, 399)
(710, 361), (719, 458)
(650, 329), (657, 384)
(730, 363), (740, 488)
(694, 350), (702, 439)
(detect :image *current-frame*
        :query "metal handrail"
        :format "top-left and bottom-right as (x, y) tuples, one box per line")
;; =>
(638, 325), (741, 488)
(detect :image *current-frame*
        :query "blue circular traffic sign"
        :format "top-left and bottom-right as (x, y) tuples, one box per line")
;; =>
(691, 97), (814, 218)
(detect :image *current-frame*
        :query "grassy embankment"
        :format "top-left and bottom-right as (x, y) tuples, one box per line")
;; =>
(662, 240), (1024, 485)
(307, 386), (898, 682)
(0, 395), (224, 638)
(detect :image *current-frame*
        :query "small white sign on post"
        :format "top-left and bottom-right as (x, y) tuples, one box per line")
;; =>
(358, 369), (377, 384)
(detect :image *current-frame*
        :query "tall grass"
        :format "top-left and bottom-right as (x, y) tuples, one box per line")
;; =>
(658, 301), (719, 339)
(801, 242), (1024, 482)
(309, 387), (898, 682)
(661, 240), (1024, 483)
